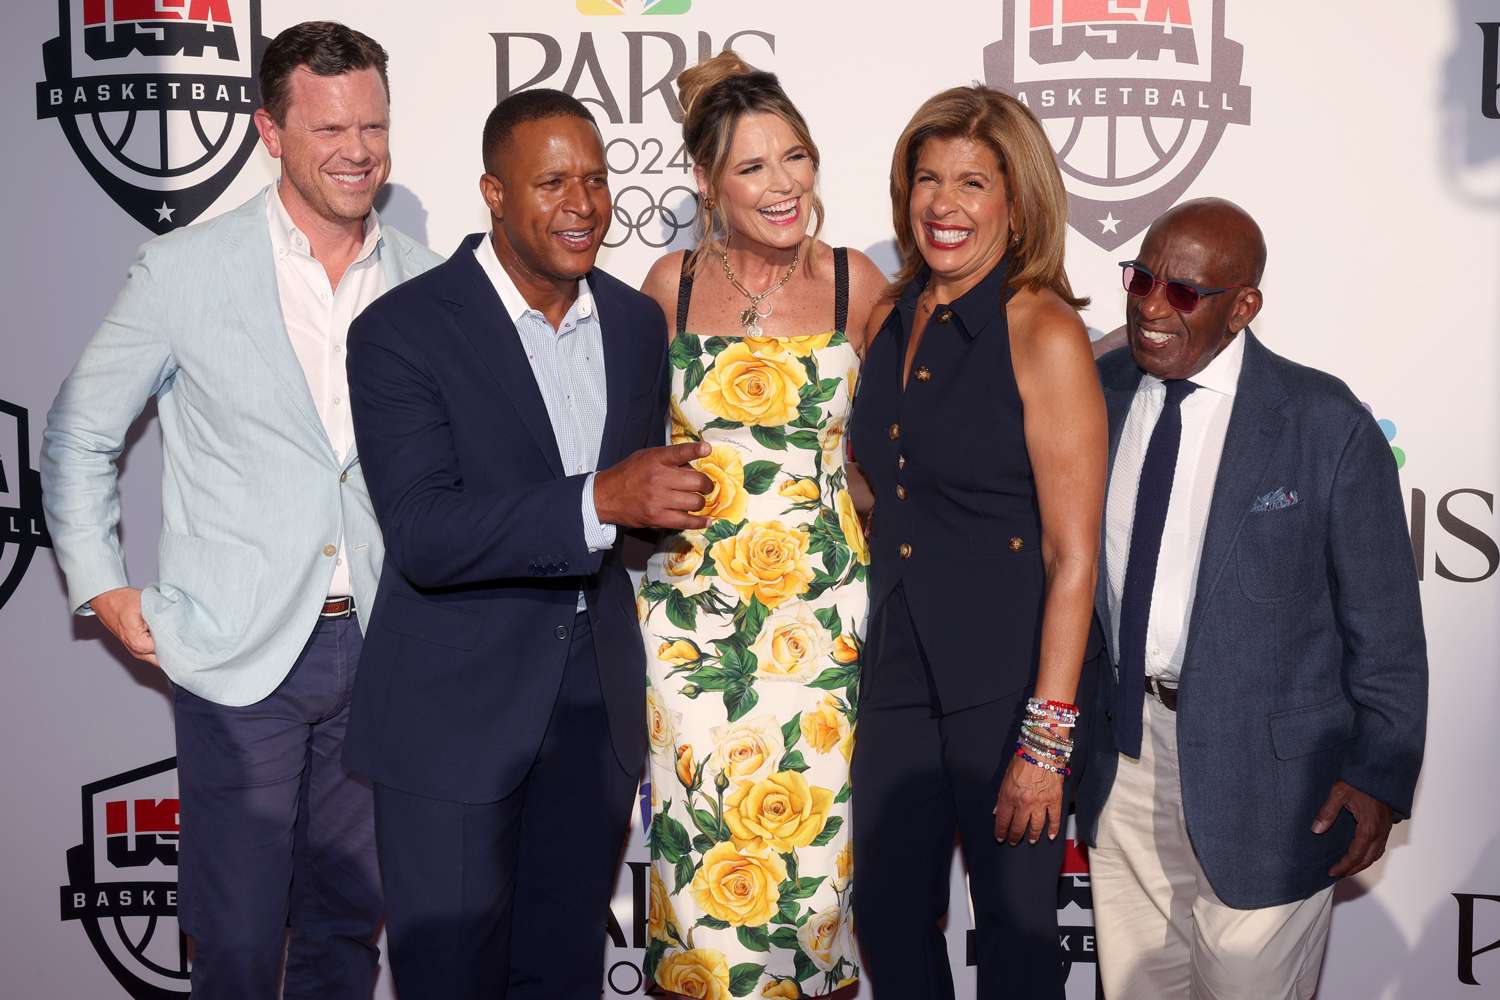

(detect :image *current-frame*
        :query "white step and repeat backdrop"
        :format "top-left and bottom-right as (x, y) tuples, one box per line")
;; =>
(3, 2), (1498, 998)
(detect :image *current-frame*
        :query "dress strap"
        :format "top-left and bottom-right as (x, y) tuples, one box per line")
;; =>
(833, 246), (849, 333)
(675, 252), (695, 336)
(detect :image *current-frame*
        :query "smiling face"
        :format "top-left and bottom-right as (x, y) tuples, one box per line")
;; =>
(1125, 205), (1263, 381)
(908, 134), (1013, 286)
(482, 114), (611, 284)
(254, 66), (390, 228)
(702, 111), (816, 251)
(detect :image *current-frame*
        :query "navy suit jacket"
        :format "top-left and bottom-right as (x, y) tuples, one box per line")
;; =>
(1075, 331), (1427, 909)
(342, 234), (668, 803)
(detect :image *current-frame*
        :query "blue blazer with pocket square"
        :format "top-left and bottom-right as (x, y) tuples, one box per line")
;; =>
(341, 234), (668, 804)
(1074, 330), (1428, 909)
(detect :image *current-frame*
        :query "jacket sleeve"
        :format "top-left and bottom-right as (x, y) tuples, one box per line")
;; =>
(346, 304), (605, 589)
(1327, 407), (1428, 818)
(40, 243), (176, 614)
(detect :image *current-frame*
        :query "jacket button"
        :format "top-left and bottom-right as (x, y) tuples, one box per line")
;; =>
(1009, 537), (1024, 551)
(898, 543), (912, 559)
(895, 485), (908, 501)
(322, 544), (337, 557)
(555, 625), (570, 640)
(915, 366), (931, 382)
(888, 423), (900, 441)
(558, 560), (569, 572)
(935, 309), (953, 324)
(340, 471), (349, 483)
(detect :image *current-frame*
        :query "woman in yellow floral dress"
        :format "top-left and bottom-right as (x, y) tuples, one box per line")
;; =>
(636, 52), (885, 1000)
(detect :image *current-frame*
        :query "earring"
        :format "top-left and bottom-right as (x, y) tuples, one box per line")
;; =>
(702, 195), (715, 211)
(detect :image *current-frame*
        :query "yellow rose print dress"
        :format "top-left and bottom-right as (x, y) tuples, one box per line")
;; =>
(639, 251), (865, 999)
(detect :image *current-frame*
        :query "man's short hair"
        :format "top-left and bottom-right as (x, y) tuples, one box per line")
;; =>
(482, 90), (598, 176)
(259, 21), (389, 126)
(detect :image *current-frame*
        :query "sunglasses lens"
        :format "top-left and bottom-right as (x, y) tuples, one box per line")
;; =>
(1164, 281), (1201, 313)
(1122, 266), (1154, 297)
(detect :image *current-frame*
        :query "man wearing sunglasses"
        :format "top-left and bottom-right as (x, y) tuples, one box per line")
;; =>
(1075, 198), (1427, 998)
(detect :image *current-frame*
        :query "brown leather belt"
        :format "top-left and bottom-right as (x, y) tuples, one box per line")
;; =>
(320, 596), (355, 619)
(1144, 676), (1179, 711)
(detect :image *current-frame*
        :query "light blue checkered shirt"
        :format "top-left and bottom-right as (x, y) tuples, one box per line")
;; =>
(474, 237), (615, 609)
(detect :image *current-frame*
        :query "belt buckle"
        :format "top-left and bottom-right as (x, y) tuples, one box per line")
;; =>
(1145, 676), (1178, 711)
(320, 596), (354, 620)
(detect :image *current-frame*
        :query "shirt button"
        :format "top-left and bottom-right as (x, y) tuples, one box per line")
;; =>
(555, 625), (570, 640)
(897, 455), (906, 470)
(322, 544), (337, 557)
(333, 396), (342, 405)
(895, 485), (908, 501)
(888, 423), (900, 441)
(1009, 537), (1024, 551)
(936, 309), (953, 324)
(340, 471), (349, 483)
(898, 543), (912, 559)
(333, 345), (342, 355)
(915, 365), (932, 382)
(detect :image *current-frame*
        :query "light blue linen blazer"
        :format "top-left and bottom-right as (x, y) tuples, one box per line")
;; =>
(41, 189), (442, 705)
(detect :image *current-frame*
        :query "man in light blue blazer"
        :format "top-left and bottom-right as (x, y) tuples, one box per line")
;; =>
(1076, 199), (1426, 999)
(41, 22), (440, 999)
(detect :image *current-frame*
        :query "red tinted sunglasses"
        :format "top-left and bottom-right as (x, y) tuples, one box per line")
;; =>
(1119, 261), (1250, 314)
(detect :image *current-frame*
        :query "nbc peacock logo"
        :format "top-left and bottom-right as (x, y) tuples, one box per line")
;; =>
(1363, 402), (1405, 470)
(577, 0), (693, 14)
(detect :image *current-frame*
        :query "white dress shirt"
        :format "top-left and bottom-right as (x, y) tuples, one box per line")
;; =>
(1105, 332), (1246, 683)
(267, 184), (387, 599)
(473, 236), (615, 609)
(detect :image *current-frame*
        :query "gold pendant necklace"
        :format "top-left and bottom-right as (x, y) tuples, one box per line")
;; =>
(717, 246), (800, 337)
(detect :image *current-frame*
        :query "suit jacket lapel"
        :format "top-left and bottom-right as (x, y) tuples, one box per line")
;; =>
(1096, 350), (1144, 650)
(1182, 331), (1288, 661)
(594, 274), (632, 470)
(342, 231), (416, 472)
(445, 237), (566, 477)
(217, 195), (333, 457)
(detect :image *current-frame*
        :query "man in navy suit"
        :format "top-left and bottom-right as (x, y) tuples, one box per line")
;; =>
(1076, 199), (1427, 999)
(343, 90), (711, 999)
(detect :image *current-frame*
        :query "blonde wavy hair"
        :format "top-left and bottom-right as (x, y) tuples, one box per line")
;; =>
(677, 50), (824, 274)
(888, 85), (1087, 308)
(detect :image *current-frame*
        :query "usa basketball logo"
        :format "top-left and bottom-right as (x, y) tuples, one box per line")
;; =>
(59, 758), (189, 999)
(984, 0), (1251, 251)
(0, 398), (53, 615)
(35, 1), (271, 234)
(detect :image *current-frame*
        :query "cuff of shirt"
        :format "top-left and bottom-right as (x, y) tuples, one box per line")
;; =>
(581, 472), (617, 553)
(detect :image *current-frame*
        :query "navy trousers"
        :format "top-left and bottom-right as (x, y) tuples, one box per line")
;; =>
(852, 585), (1089, 1000)
(172, 615), (381, 999)
(372, 609), (637, 1000)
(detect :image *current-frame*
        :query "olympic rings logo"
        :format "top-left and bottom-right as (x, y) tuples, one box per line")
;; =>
(604, 184), (699, 249)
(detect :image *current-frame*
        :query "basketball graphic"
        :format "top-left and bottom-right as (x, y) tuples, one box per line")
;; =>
(0, 399), (53, 615)
(60, 758), (190, 999)
(36, 0), (271, 234)
(984, 0), (1251, 251)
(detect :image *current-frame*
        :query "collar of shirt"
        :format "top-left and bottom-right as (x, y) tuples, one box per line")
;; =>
(1137, 325), (1247, 400)
(898, 253), (1013, 341)
(473, 233), (594, 331)
(267, 182), (382, 266)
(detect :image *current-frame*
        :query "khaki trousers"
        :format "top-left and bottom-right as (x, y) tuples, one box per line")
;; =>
(1090, 694), (1334, 999)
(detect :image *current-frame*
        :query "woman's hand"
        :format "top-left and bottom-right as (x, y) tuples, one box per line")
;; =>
(994, 753), (1064, 845)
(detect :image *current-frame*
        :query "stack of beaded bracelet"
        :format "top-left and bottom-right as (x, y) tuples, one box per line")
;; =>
(1015, 697), (1080, 776)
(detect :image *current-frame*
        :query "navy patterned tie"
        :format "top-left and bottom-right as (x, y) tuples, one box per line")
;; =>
(1114, 378), (1198, 757)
